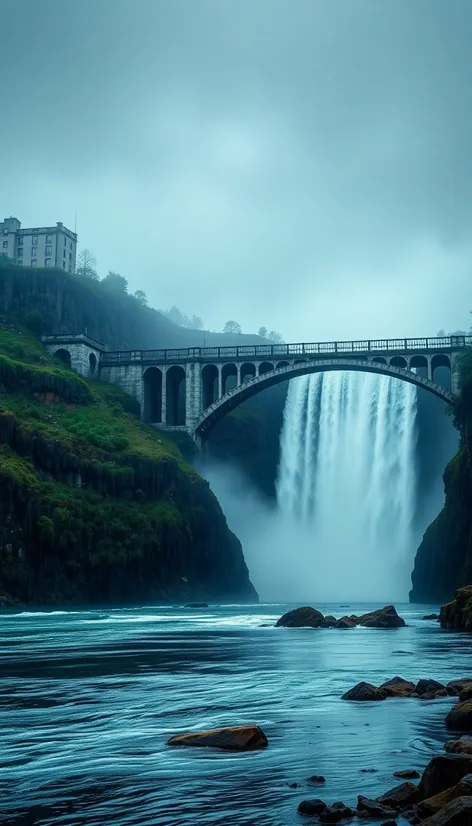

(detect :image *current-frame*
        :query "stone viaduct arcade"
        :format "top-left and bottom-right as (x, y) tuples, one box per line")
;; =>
(42, 334), (468, 442)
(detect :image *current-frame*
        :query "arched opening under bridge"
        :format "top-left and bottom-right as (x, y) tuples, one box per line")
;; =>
(166, 365), (186, 426)
(144, 367), (162, 423)
(54, 348), (71, 368)
(202, 364), (218, 408)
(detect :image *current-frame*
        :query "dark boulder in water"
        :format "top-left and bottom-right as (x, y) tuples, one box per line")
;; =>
(446, 702), (472, 732)
(356, 796), (397, 818)
(276, 606), (324, 628)
(342, 682), (387, 701)
(167, 724), (268, 751)
(379, 676), (416, 697)
(356, 605), (406, 628)
(418, 754), (472, 798)
(415, 678), (447, 698)
(376, 781), (421, 809)
(298, 799), (327, 815)
(394, 769), (420, 779)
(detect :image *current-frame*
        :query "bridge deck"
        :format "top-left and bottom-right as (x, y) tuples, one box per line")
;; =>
(99, 335), (472, 366)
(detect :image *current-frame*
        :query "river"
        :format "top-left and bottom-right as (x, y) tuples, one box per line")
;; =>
(1, 603), (468, 826)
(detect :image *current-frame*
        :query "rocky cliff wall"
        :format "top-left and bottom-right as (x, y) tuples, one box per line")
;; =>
(411, 353), (472, 602)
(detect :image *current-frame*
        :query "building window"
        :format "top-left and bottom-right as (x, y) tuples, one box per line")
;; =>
(45, 245), (52, 255)
(69, 265), (72, 272)
(45, 258), (51, 267)
(69, 251), (72, 261)
(17, 259), (23, 265)
(31, 247), (37, 257)
(2, 241), (7, 248)
(17, 237), (23, 246)
(31, 260), (37, 267)
(63, 248), (66, 258)
(46, 234), (52, 243)
(32, 236), (38, 245)
(17, 248), (23, 257)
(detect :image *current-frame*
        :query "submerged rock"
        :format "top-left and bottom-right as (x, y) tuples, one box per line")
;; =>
(379, 677), (415, 698)
(423, 613), (440, 620)
(458, 685), (472, 702)
(309, 775), (326, 784)
(394, 770), (420, 779)
(167, 724), (268, 751)
(342, 682), (387, 702)
(446, 702), (472, 732)
(275, 606), (324, 628)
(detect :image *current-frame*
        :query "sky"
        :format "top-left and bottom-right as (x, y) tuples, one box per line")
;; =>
(1, 0), (472, 342)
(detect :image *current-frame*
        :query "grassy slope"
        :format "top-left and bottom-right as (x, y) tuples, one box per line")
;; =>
(0, 319), (254, 604)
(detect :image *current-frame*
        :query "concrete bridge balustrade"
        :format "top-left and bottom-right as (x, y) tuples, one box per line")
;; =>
(42, 335), (471, 443)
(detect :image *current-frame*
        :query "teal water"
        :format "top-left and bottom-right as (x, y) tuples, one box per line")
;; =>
(0, 602), (468, 825)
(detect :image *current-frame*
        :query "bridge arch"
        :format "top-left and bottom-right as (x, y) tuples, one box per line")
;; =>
(195, 358), (457, 439)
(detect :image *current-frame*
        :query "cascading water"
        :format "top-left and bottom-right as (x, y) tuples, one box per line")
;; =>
(276, 371), (418, 601)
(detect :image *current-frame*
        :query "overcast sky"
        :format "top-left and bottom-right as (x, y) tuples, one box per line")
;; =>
(1, 0), (471, 341)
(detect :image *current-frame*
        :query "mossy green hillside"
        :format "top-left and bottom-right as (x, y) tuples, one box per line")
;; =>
(0, 321), (256, 605)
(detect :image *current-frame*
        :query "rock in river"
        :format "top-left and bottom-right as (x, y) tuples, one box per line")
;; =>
(342, 682), (387, 701)
(167, 724), (268, 750)
(276, 606), (324, 628)
(418, 754), (472, 798)
(376, 781), (421, 809)
(356, 605), (406, 628)
(420, 796), (472, 826)
(394, 769), (420, 779)
(445, 736), (472, 755)
(357, 796), (397, 818)
(446, 702), (472, 732)
(298, 799), (327, 816)
(379, 676), (415, 697)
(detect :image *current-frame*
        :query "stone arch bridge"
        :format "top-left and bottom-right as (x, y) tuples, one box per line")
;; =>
(42, 334), (468, 442)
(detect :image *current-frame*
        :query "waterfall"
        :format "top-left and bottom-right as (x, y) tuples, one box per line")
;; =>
(276, 371), (418, 601)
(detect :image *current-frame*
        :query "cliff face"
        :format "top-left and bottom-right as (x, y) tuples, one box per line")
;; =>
(0, 321), (256, 605)
(0, 262), (265, 350)
(411, 353), (472, 603)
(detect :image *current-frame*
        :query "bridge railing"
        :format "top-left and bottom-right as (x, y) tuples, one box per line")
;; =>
(99, 335), (472, 365)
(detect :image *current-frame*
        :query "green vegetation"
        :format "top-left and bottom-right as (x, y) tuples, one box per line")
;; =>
(0, 321), (255, 605)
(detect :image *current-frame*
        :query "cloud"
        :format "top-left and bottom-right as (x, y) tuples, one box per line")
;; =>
(1, 0), (471, 340)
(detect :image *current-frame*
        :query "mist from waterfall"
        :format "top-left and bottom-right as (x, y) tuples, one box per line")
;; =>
(276, 372), (418, 601)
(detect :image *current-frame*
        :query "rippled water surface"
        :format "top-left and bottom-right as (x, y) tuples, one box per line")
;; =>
(1, 603), (470, 825)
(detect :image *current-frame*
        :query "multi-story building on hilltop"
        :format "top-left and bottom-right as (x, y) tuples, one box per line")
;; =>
(0, 217), (77, 273)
